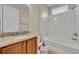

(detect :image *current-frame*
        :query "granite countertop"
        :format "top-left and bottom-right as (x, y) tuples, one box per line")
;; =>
(0, 33), (37, 48)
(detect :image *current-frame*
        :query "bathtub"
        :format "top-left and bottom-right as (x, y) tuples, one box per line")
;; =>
(42, 37), (79, 54)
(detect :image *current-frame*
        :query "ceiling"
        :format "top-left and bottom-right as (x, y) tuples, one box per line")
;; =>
(46, 4), (66, 8)
(5, 4), (66, 10)
(6, 4), (29, 10)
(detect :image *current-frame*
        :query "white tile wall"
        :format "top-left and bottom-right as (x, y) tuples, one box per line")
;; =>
(48, 6), (76, 45)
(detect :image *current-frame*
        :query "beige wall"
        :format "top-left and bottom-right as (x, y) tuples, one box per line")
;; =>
(19, 6), (29, 32)
(40, 5), (48, 37)
(29, 4), (40, 35)
(0, 5), (2, 34)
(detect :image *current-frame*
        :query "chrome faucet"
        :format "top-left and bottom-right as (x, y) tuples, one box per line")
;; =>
(71, 38), (77, 41)
(73, 33), (78, 37)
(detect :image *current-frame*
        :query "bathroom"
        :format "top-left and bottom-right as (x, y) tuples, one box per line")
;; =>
(39, 4), (79, 54)
(0, 4), (79, 54)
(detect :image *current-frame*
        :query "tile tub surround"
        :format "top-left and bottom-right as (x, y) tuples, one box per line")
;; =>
(0, 33), (37, 48)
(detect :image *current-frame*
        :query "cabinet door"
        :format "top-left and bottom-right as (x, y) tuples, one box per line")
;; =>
(27, 37), (37, 54)
(22, 41), (27, 54)
(0, 48), (2, 54)
(2, 42), (23, 54)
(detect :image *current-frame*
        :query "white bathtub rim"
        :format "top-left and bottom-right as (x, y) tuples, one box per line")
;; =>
(43, 38), (79, 50)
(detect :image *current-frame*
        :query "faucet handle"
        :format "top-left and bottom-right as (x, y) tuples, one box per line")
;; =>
(71, 38), (77, 41)
(73, 33), (78, 37)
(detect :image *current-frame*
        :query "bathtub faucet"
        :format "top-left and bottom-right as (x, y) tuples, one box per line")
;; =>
(73, 33), (78, 37)
(71, 38), (77, 41)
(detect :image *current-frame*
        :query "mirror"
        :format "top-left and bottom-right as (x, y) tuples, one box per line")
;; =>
(3, 5), (19, 32)
(0, 4), (29, 35)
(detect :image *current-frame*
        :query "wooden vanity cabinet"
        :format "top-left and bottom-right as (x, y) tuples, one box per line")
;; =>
(0, 48), (1, 54)
(22, 37), (37, 54)
(0, 37), (37, 54)
(1, 42), (23, 54)
(27, 37), (37, 54)
(22, 41), (27, 54)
